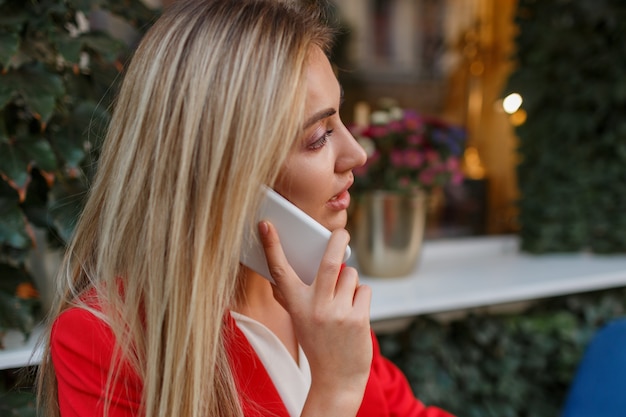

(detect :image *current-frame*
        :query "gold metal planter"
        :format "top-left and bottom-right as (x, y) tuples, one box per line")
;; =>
(350, 190), (428, 277)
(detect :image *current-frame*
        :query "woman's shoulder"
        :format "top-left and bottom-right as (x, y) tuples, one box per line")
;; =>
(50, 285), (117, 348)
(52, 305), (109, 333)
(50, 305), (115, 362)
(50, 304), (143, 415)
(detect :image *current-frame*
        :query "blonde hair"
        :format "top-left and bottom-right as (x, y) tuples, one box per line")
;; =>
(37, 1), (333, 416)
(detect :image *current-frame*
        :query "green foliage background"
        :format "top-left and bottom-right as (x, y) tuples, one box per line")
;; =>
(379, 288), (626, 417)
(0, 0), (156, 335)
(506, 0), (626, 253)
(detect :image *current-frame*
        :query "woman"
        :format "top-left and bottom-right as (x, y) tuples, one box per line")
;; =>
(37, 1), (454, 416)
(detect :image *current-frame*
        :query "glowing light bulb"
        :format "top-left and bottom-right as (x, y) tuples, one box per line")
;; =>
(503, 93), (523, 114)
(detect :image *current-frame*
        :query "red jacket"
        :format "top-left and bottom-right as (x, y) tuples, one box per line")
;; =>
(51, 308), (453, 417)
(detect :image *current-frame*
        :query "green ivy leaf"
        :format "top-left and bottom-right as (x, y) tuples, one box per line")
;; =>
(50, 127), (86, 170)
(24, 95), (56, 124)
(0, 66), (65, 123)
(18, 136), (57, 172)
(56, 35), (83, 64)
(0, 196), (31, 249)
(0, 31), (19, 69)
(74, 99), (111, 141)
(21, 171), (53, 229)
(0, 126), (56, 196)
(81, 32), (126, 62)
(0, 290), (37, 336)
(0, 141), (29, 190)
(0, 73), (15, 110)
(51, 100), (110, 169)
(26, 66), (64, 97)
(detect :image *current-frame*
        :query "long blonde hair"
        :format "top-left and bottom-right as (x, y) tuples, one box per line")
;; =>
(37, 1), (333, 416)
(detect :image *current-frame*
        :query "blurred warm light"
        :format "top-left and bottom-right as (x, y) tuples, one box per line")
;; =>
(502, 93), (523, 114)
(470, 61), (485, 76)
(353, 101), (371, 128)
(462, 146), (486, 180)
(509, 109), (527, 126)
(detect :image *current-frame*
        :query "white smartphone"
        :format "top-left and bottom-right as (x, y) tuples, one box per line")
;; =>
(240, 186), (351, 285)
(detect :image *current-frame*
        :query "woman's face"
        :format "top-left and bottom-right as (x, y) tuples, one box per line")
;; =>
(274, 47), (367, 232)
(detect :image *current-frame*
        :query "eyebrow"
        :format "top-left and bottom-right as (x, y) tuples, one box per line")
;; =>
(303, 85), (344, 129)
(304, 108), (337, 128)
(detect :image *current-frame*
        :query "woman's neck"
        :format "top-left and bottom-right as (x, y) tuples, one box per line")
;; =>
(233, 268), (299, 363)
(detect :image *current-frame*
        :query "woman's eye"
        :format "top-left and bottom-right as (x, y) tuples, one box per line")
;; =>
(308, 129), (333, 150)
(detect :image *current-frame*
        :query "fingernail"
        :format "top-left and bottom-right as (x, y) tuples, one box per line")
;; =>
(258, 220), (269, 236)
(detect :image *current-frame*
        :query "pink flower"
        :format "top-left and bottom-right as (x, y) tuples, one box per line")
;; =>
(433, 161), (447, 173)
(403, 111), (423, 130)
(407, 134), (423, 146)
(404, 150), (424, 168)
(367, 125), (387, 138)
(390, 150), (405, 167)
(388, 120), (403, 132)
(425, 150), (440, 163)
(452, 171), (464, 185)
(348, 106), (466, 193)
(446, 157), (460, 171)
(418, 169), (436, 186)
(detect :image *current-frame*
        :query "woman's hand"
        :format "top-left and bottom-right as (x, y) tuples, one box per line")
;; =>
(258, 220), (372, 416)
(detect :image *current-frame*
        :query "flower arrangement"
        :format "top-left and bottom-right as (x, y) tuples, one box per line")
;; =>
(351, 106), (467, 194)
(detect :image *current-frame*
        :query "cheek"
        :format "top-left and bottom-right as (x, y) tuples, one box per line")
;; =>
(275, 160), (311, 199)
(275, 161), (324, 211)
(275, 170), (346, 231)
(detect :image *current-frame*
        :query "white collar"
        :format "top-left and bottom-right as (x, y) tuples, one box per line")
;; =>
(230, 311), (311, 417)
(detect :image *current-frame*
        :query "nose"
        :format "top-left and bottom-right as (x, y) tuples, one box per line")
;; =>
(335, 124), (367, 173)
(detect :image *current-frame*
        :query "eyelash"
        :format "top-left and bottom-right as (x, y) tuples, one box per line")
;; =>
(309, 129), (334, 150)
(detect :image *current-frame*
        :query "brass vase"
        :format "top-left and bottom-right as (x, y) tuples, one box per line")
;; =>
(350, 190), (428, 277)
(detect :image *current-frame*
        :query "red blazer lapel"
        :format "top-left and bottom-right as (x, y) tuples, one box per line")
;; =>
(225, 314), (291, 417)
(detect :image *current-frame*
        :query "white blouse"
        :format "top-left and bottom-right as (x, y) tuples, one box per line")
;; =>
(230, 311), (312, 417)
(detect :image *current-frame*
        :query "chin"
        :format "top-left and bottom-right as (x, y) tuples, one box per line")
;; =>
(324, 212), (348, 232)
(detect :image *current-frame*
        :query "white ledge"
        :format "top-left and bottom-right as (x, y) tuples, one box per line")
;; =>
(0, 325), (43, 371)
(362, 235), (626, 321)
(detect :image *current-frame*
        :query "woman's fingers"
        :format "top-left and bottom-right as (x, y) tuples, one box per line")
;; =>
(257, 221), (304, 306)
(352, 282), (372, 315)
(312, 228), (351, 296)
(257, 221), (289, 281)
(259, 221), (353, 297)
(333, 265), (368, 306)
(258, 218), (368, 316)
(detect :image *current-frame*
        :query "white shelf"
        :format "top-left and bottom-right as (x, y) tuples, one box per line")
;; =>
(0, 325), (43, 371)
(363, 235), (626, 321)
(4, 235), (626, 370)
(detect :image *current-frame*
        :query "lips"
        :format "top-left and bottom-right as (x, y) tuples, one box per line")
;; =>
(327, 189), (351, 210)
